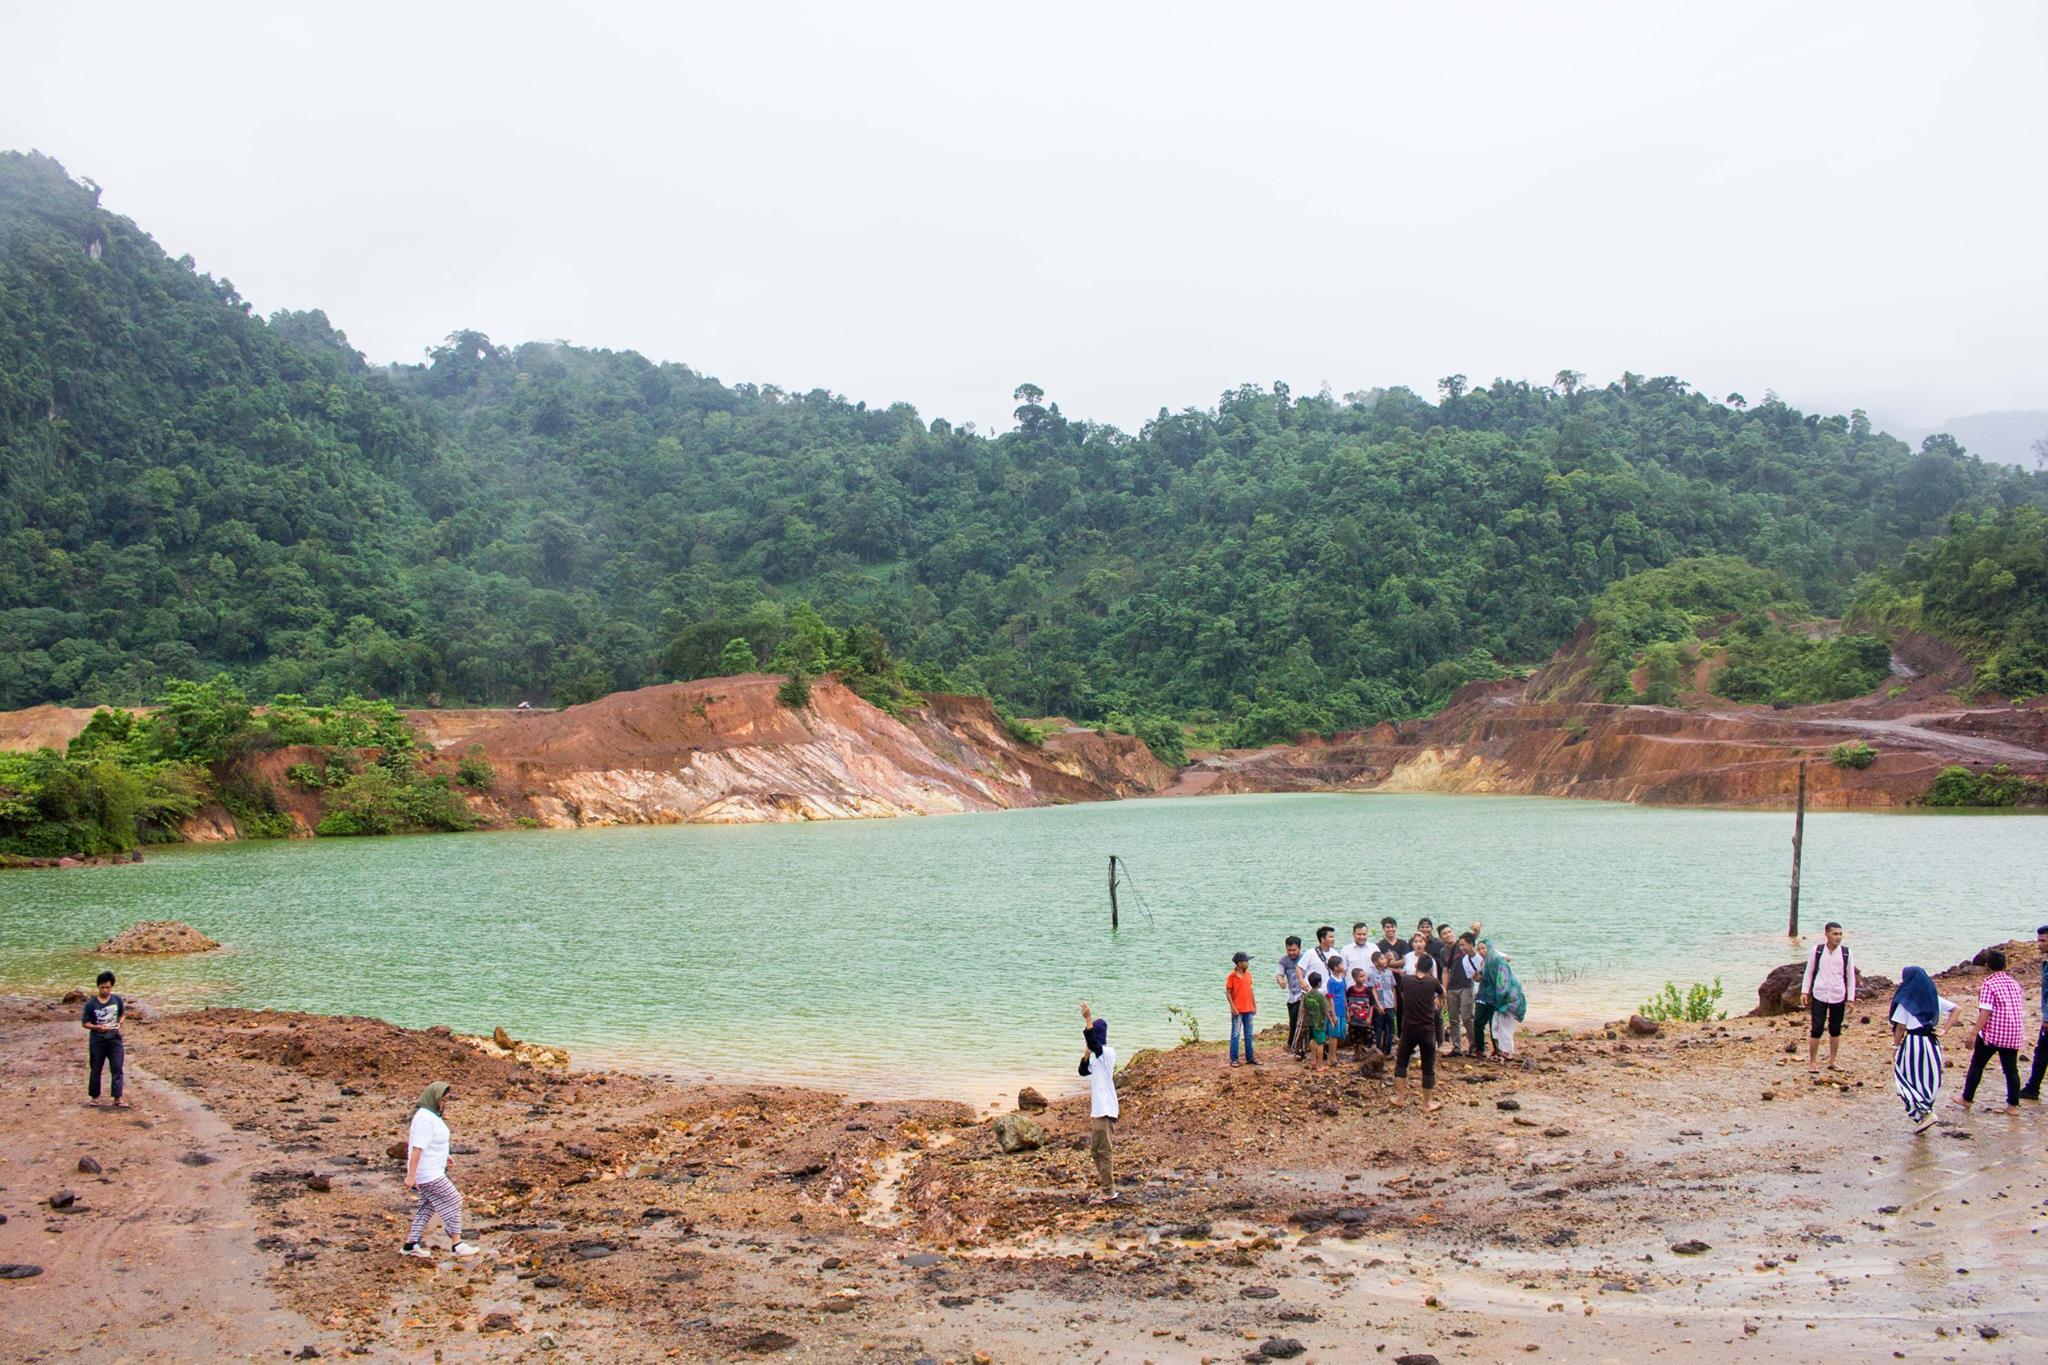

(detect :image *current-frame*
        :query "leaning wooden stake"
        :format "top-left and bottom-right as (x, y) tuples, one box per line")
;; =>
(1109, 855), (1120, 932)
(1787, 759), (1806, 938)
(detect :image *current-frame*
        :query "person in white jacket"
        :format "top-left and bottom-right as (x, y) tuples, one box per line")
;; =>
(1079, 1003), (1119, 1204)
(402, 1082), (480, 1259)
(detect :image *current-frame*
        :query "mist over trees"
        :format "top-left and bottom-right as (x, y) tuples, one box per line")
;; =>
(5, 151), (2045, 741)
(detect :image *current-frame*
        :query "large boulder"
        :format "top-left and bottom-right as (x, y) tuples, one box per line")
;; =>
(1752, 962), (1805, 1016)
(95, 921), (219, 955)
(1753, 961), (1893, 1016)
(992, 1113), (1046, 1154)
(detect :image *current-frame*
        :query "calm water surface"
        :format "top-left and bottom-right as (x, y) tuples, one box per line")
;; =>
(1, 794), (2037, 1101)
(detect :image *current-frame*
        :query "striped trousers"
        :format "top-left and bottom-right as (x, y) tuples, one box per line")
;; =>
(409, 1176), (463, 1241)
(1893, 1032), (1941, 1118)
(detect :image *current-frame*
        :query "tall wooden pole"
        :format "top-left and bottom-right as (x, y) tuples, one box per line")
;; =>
(1788, 760), (1806, 939)
(1109, 855), (1119, 932)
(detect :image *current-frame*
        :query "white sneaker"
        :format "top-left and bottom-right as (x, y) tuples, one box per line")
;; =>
(452, 1241), (481, 1258)
(400, 1242), (433, 1259)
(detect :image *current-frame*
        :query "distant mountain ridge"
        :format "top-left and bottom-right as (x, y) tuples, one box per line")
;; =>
(1904, 410), (2048, 468)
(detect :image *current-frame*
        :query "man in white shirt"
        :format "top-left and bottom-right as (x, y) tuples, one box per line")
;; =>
(1339, 922), (1379, 980)
(1304, 926), (1341, 995)
(1799, 920), (1858, 1074)
(1079, 1003), (1119, 1204)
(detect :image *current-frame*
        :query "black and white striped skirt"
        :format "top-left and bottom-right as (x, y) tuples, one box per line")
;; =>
(1893, 1032), (1942, 1116)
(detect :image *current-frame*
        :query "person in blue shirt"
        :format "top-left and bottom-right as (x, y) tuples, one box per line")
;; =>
(2020, 923), (2048, 1101)
(1326, 967), (1349, 1060)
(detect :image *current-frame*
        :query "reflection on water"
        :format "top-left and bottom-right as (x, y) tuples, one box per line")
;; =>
(1, 794), (2040, 1098)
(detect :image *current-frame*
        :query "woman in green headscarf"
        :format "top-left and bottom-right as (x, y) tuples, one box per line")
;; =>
(402, 1081), (479, 1259)
(1482, 945), (1529, 1061)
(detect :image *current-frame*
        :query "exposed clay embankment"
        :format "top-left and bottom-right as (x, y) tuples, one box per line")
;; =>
(424, 676), (1171, 828)
(1173, 680), (2048, 811)
(0, 678), (1171, 840)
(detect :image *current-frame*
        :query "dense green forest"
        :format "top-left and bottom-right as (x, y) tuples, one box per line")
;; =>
(5, 151), (2045, 743)
(1580, 557), (1894, 708)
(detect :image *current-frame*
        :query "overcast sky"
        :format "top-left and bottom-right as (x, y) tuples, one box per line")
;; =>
(5, 1), (2044, 439)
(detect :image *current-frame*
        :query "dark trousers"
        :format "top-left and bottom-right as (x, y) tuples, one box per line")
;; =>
(2022, 1024), (2048, 1099)
(1372, 1011), (1395, 1053)
(1808, 998), (1846, 1038)
(1473, 1002), (1495, 1055)
(1286, 998), (1304, 1054)
(1962, 1037), (2020, 1107)
(89, 1032), (125, 1100)
(1395, 1030), (1437, 1088)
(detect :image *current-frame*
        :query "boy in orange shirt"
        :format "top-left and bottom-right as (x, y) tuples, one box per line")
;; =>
(1226, 951), (1259, 1067)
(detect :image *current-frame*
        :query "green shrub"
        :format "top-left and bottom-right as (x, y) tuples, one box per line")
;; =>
(1132, 715), (1187, 768)
(218, 774), (292, 840)
(455, 748), (496, 790)
(1827, 741), (1878, 770)
(1926, 764), (2048, 808)
(316, 765), (476, 836)
(1164, 1004), (1202, 1046)
(1002, 714), (1048, 746)
(776, 669), (812, 709)
(1639, 979), (1727, 1023)
(285, 762), (325, 789)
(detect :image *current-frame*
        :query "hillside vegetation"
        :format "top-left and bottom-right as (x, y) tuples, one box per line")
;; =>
(5, 151), (2045, 743)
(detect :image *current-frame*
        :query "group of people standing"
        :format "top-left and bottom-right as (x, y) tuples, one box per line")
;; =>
(1886, 923), (2048, 1131)
(1222, 917), (1529, 1112)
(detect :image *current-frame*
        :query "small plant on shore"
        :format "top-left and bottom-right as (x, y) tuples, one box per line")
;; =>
(1639, 978), (1726, 1023)
(1165, 1004), (1202, 1046)
(776, 669), (812, 709)
(1000, 713), (1048, 746)
(1828, 741), (1878, 769)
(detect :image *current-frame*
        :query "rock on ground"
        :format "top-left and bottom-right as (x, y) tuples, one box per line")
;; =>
(95, 920), (220, 955)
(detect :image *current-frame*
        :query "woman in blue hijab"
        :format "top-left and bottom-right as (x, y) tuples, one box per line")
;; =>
(1889, 966), (1954, 1134)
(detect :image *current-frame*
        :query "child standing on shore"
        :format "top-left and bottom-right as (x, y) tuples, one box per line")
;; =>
(1367, 954), (1397, 1055)
(81, 970), (127, 1108)
(1225, 952), (1259, 1067)
(1347, 967), (1375, 1056)
(1326, 964), (1349, 1059)
(1300, 972), (1333, 1067)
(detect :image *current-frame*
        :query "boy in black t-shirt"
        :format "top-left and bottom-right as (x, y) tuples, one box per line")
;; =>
(82, 970), (128, 1108)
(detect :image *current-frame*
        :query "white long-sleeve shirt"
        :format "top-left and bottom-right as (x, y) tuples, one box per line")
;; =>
(1800, 942), (1857, 1004)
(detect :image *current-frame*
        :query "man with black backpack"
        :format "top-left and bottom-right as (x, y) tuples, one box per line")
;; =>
(1799, 921), (1858, 1074)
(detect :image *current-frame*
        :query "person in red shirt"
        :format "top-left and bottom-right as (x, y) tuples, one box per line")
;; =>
(1226, 952), (1259, 1067)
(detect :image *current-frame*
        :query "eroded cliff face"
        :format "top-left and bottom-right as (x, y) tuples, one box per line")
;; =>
(1173, 681), (2048, 811)
(431, 676), (1173, 829)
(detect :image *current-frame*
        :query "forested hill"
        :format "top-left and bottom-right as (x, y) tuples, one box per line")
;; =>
(4, 151), (2044, 740)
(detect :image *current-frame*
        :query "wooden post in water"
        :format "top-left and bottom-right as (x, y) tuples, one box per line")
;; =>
(1109, 855), (1120, 932)
(1787, 760), (1807, 939)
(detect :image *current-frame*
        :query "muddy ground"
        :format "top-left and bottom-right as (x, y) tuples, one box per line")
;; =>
(2, 944), (2045, 1363)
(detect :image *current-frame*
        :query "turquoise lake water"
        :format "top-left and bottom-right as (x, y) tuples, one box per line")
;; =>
(1, 793), (2039, 1102)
